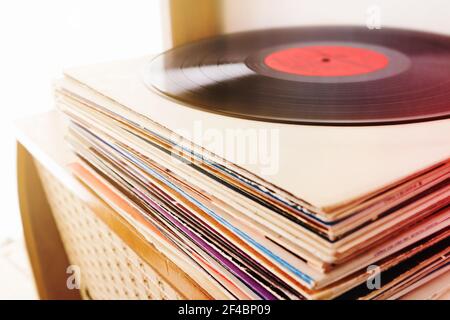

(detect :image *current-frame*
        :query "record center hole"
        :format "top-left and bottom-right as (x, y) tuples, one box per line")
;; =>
(321, 58), (331, 63)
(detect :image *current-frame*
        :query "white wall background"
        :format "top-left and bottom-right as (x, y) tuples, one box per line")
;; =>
(0, 0), (163, 239)
(222, 0), (449, 34)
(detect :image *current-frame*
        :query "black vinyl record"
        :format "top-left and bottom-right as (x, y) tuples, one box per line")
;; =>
(146, 26), (450, 125)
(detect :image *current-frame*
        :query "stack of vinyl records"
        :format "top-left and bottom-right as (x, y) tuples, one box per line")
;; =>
(55, 27), (450, 300)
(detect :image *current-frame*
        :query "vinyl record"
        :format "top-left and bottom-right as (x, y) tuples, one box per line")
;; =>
(145, 26), (450, 125)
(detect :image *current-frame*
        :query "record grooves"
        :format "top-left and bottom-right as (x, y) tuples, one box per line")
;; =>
(147, 26), (450, 125)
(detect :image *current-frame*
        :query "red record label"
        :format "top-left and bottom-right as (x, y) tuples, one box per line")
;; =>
(264, 45), (389, 77)
(149, 26), (450, 125)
